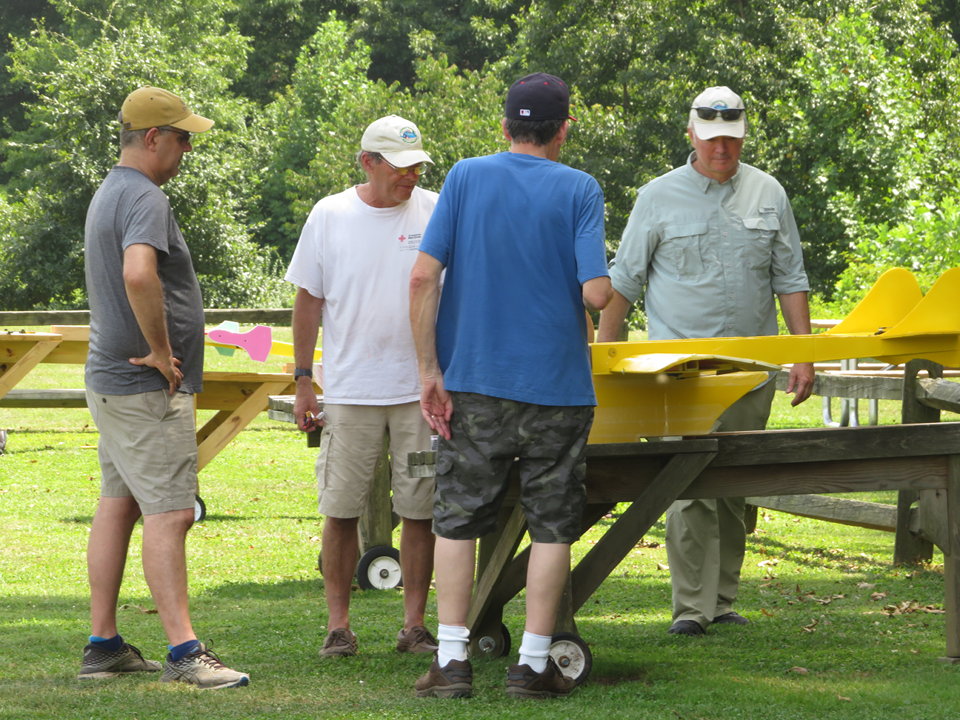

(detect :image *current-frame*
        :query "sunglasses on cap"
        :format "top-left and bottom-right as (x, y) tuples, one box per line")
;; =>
(694, 107), (745, 122)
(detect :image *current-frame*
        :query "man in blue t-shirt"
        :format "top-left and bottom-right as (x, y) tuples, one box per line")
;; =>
(410, 72), (612, 700)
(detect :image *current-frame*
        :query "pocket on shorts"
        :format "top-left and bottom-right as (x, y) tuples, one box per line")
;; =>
(315, 426), (333, 495)
(143, 389), (170, 422)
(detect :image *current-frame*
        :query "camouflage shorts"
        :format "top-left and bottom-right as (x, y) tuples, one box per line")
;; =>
(432, 392), (593, 544)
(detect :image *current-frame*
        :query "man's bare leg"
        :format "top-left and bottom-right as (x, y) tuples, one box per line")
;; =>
(141, 508), (195, 646)
(399, 517), (434, 630)
(321, 516), (360, 630)
(88, 496), (141, 638)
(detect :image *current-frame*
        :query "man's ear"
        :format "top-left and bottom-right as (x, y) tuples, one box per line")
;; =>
(501, 117), (511, 141)
(143, 126), (161, 150)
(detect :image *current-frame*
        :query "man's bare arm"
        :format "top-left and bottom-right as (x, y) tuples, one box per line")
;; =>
(292, 286), (324, 430)
(596, 290), (633, 342)
(123, 243), (182, 394)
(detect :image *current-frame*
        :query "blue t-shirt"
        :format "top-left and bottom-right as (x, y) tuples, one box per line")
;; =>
(419, 152), (608, 406)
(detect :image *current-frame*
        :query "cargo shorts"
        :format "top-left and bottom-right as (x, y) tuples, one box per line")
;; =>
(433, 391), (593, 544)
(316, 402), (435, 520)
(86, 388), (198, 515)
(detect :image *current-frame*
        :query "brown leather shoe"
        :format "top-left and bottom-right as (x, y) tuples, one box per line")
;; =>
(396, 625), (439, 654)
(319, 628), (357, 657)
(414, 658), (472, 698)
(505, 657), (576, 699)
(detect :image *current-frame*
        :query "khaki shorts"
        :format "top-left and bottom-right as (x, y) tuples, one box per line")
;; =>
(86, 388), (198, 515)
(316, 402), (435, 520)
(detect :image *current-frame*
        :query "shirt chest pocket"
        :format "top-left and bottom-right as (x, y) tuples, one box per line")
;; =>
(740, 214), (779, 270)
(659, 222), (709, 281)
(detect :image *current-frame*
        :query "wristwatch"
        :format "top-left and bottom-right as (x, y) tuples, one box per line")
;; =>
(293, 367), (313, 379)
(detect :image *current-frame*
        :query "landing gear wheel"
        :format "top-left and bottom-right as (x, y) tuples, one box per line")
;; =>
(475, 623), (511, 658)
(356, 545), (402, 590)
(550, 632), (592, 686)
(193, 495), (206, 522)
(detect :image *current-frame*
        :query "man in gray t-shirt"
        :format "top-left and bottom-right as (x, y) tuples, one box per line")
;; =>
(79, 86), (248, 690)
(85, 166), (204, 395)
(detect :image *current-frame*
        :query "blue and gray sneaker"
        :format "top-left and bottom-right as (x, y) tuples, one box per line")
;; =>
(78, 641), (162, 679)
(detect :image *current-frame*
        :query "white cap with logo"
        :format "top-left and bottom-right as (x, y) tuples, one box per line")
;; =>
(689, 86), (746, 140)
(361, 115), (433, 167)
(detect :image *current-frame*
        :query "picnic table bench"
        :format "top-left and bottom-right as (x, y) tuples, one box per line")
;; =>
(1, 327), (304, 518)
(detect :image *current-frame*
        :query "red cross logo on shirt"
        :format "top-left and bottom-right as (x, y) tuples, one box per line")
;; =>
(399, 235), (406, 243)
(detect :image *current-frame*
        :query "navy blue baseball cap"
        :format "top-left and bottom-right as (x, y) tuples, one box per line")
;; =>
(505, 73), (576, 121)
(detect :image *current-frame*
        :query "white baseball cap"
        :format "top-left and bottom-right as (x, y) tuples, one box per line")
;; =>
(689, 86), (746, 140)
(360, 115), (433, 167)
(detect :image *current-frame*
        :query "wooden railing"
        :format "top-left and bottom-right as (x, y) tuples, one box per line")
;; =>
(0, 308), (292, 327)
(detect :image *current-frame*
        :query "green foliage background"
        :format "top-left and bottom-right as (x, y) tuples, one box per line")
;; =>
(1, 0), (959, 314)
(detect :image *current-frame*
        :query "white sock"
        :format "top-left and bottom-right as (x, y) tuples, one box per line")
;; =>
(436, 624), (469, 667)
(518, 631), (551, 673)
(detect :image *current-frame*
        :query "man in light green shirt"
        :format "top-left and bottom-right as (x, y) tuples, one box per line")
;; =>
(598, 86), (815, 636)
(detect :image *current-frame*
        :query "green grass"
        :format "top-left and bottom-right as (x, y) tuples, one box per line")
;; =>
(1, 327), (959, 718)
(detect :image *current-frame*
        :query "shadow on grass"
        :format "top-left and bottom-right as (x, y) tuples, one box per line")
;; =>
(746, 532), (894, 571)
(58, 513), (317, 525)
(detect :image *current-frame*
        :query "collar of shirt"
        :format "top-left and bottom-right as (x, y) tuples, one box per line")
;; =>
(684, 151), (742, 193)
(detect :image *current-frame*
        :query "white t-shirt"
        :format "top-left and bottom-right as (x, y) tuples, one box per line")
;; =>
(285, 185), (438, 405)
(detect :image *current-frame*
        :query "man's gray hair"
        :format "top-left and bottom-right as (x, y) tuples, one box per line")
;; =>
(120, 128), (148, 148)
(356, 149), (385, 168)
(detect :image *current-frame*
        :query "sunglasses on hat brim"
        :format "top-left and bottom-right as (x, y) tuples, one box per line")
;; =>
(694, 107), (745, 121)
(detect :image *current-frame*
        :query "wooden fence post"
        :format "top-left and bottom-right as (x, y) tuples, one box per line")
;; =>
(894, 359), (942, 565)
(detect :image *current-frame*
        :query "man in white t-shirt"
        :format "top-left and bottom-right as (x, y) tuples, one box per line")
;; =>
(285, 115), (439, 658)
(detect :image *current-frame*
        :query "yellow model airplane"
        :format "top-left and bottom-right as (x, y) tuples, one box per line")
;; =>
(196, 268), (959, 442)
(590, 267), (960, 442)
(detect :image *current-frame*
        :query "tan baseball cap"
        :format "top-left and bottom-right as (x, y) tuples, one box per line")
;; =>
(361, 115), (432, 167)
(118, 86), (214, 132)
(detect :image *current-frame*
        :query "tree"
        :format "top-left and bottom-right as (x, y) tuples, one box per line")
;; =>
(349, 0), (526, 86)
(228, 0), (356, 104)
(0, 0), (61, 184)
(0, 0), (287, 309)
(250, 17), (511, 260)
(250, 15), (396, 259)
(756, 2), (960, 291)
(509, 0), (960, 297)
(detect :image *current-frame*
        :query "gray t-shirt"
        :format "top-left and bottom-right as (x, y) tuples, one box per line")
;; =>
(84, 166), (204, 395)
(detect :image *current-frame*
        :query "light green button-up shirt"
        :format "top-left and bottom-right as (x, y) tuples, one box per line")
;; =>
(609, 154), (809, 340)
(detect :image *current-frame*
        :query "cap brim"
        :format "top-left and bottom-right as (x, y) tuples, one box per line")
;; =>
(692, 118), (745, 140)
(380, 149), (433, 167)
(170, 113), (214, 133)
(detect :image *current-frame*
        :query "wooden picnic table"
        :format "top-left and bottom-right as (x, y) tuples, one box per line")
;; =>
(1, 327), (299, 476)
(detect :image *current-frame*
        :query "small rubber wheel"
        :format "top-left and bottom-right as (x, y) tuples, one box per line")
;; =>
(193, 495), (206, 522)
(550, 632), (592, 686)
(475, 623), (511, 658)
(356, 545), (403, 590)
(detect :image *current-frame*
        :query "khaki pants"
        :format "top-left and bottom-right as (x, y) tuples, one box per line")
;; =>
(665, 378), (776, 627)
